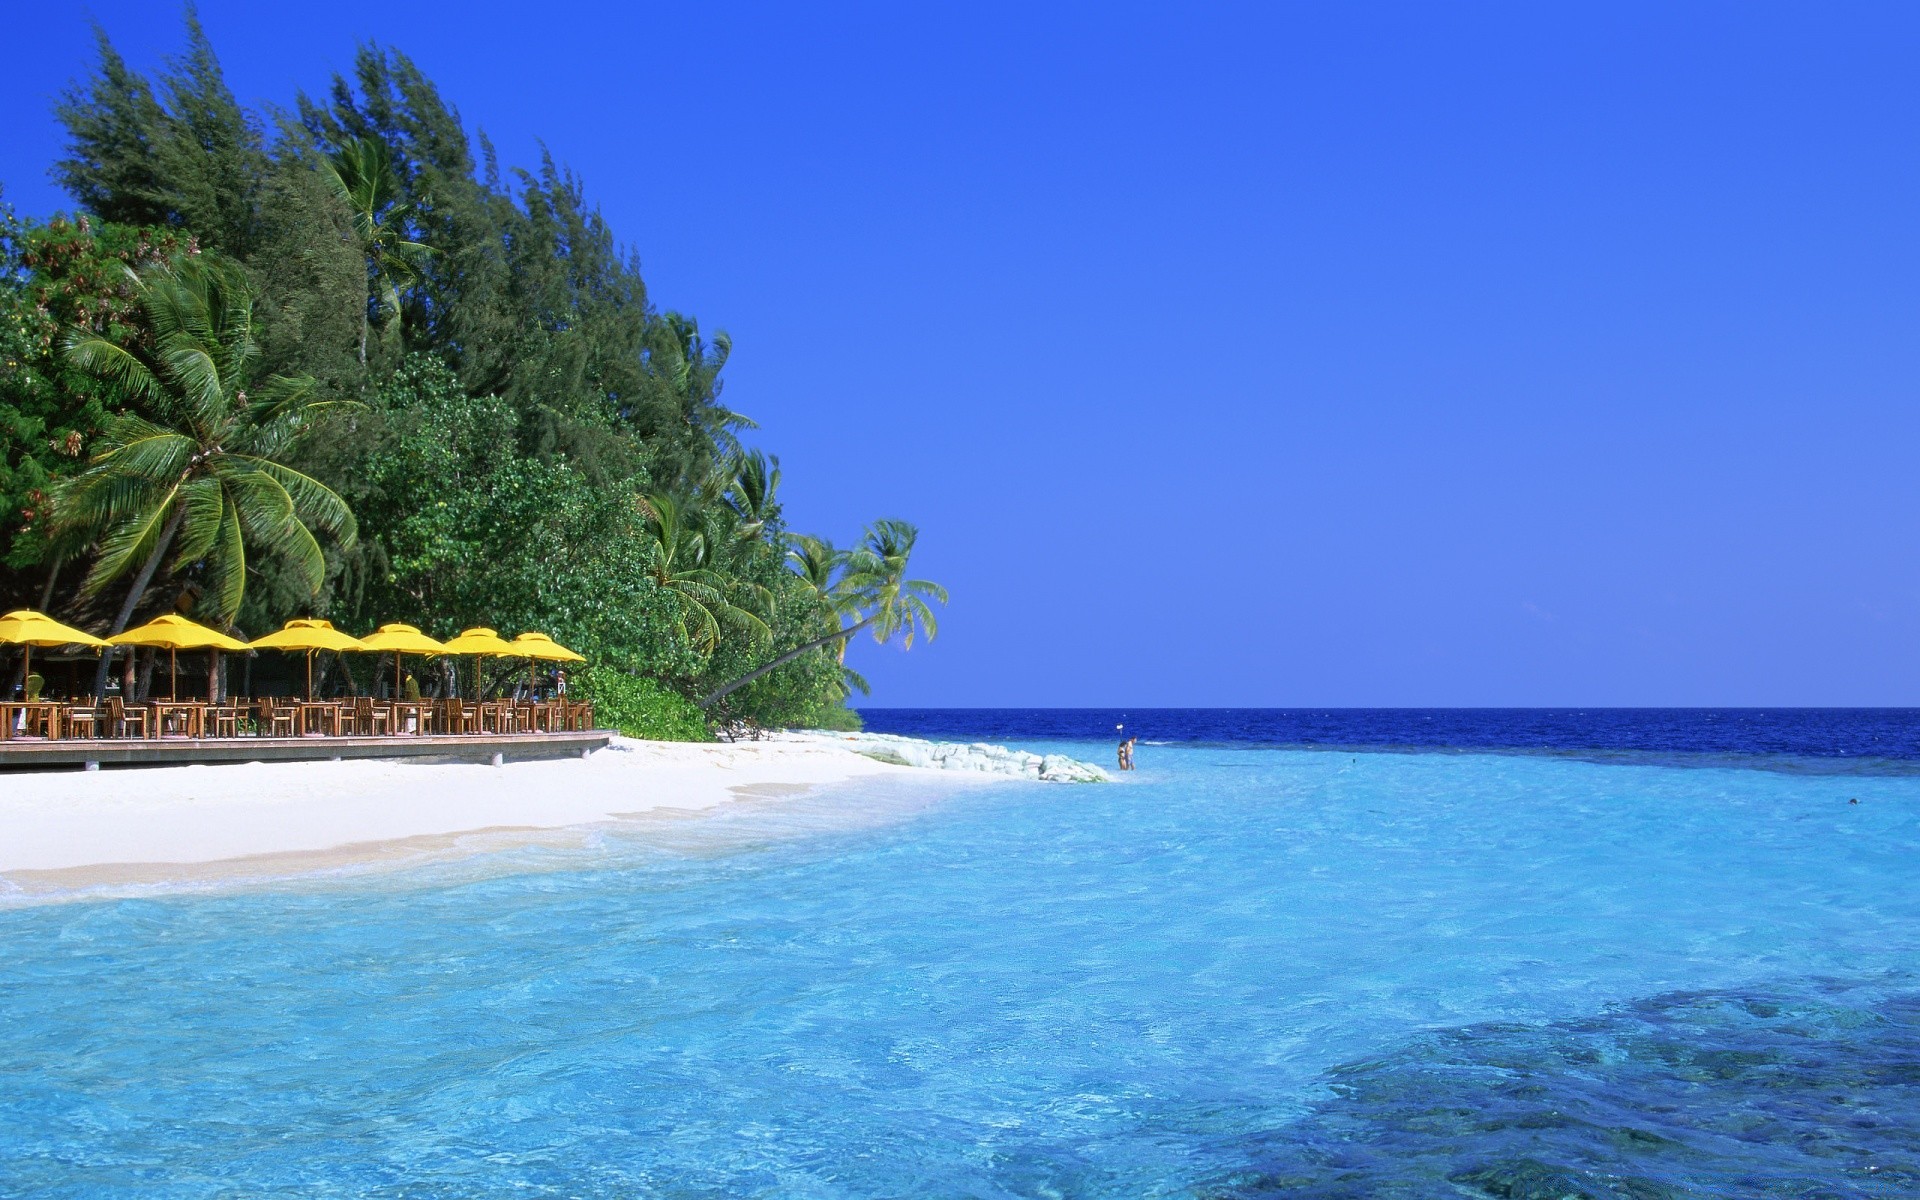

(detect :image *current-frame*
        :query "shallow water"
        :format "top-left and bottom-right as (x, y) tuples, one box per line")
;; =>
(2, 742), (1917, 1196)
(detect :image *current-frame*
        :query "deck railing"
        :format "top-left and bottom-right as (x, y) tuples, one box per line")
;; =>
(0, 698), (595, 742)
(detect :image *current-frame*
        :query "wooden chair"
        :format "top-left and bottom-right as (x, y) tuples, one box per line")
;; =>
(257, 700), (296, 738)
(442, 698), (479, 734)
(207, 706), (241, 738)
(571, 700), (594, 731)
(353, 697), (391, 736)
(106, 696), (147, 739)
(63, 702), (99, 740)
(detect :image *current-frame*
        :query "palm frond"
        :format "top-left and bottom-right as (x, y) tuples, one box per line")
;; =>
(61, 333), (163, 404)
(201, 493), (247, 622)
(167, 476), (228, 564)
(158, 340), (228, 431)
(226, 457), (358, 547)
(86, 427), (196, 482)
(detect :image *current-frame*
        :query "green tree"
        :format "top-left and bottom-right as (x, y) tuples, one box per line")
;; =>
(55, 255), (356, 691)
(321, 135), (431, 366)
(346, 355), (691, 683)
(54, 9), (267, 256)
(31, 18), (940, 729)
(700, 519), (947, 709)
(0, 207), (189, 598)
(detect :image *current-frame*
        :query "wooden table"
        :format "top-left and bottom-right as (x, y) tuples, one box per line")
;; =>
(479, 702), (519, 735)
(0, 701), (63, 740)
(148, 700), (205, 739)
(296, 702), (346, 736)
(390, 701), (431, 734)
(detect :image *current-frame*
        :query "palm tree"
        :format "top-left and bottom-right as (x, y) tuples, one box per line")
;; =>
(700, 519), (946, 709)
(321, 136), (431, 366)
(57, 255), (357, 693)
(637, 491), (770, 656)
(723, 450), (781, 542)
(786, 534), (848, 605)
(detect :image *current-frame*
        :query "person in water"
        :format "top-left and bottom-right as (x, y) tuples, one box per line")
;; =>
(1117, 737), (1137, 771)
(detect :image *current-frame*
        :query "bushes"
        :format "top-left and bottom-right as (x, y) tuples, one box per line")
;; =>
(575, 666), (711, 742)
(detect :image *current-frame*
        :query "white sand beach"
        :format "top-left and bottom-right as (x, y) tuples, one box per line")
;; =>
(0, 736), (979, 895)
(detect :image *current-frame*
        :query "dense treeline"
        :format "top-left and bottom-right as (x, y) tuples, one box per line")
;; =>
(0, 12), (943, 736)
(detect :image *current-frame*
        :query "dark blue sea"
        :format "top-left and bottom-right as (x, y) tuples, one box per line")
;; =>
(862, 706), (1920, 773)
(2, 709), (1916, 1196)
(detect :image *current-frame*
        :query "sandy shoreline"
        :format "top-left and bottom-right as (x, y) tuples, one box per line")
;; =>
(0, 737), (973, 896)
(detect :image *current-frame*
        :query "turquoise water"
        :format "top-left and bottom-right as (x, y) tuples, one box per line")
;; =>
(3, 743), (1918, 1196)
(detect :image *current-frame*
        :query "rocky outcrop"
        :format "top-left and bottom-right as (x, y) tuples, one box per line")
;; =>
(781, 731), (1111, 783)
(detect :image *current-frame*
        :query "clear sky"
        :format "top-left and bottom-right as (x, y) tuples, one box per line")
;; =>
(4, 2), (1918, 706)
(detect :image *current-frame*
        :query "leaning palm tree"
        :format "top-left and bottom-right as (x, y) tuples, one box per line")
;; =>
(321, 136), (432, 366)
(700, 519), (946, 709)
(637, 491), (770, 656)
(57, 255), (357, 693)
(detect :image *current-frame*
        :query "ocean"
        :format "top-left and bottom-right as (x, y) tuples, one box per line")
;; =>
(2, 709), (1916, 1197)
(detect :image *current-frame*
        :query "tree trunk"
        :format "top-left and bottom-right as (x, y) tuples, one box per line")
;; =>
(92, 505), (188, 698)
(700, 615), (875, 709)
(134, 647), (157, 704)
(36, 555), (62, 612)
(335, 652), (363, 696)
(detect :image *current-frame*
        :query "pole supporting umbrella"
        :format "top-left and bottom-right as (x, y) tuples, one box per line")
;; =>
(355, 624), (449, 700)
(509, 632), (586, 698)
(440, 628), (518, 700)
(248, 619), (367, 700)
(107, 615), (249, 703)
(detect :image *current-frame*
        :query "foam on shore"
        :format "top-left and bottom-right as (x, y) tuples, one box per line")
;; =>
(774, 730), (1113, 782)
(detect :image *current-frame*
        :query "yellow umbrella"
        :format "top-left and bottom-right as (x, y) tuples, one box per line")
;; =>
(250, 619), (367, 699)
(509, 631), (585, 697)
(109, 614), (250, 702)
(440, 627), (517, 699)
(356, 623), (448, 697)
(0, 610), (108, 699)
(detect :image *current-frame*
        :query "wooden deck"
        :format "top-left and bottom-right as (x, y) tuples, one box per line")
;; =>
(0, 730), (612, 771)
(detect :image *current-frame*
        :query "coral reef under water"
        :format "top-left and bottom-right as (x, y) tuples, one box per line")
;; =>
(1200, 976), (1920, 1199)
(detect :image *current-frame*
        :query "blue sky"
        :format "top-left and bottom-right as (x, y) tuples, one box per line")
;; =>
(4, 2), (1918, 705)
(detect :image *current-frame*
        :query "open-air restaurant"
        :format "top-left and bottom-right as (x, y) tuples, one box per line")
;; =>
(0, 610), (595, 744)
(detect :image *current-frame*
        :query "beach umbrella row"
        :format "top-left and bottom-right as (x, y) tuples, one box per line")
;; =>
(1, 610), (584, 703)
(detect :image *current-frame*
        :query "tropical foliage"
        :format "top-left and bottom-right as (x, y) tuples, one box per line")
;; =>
(0, 15), (943, 735)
